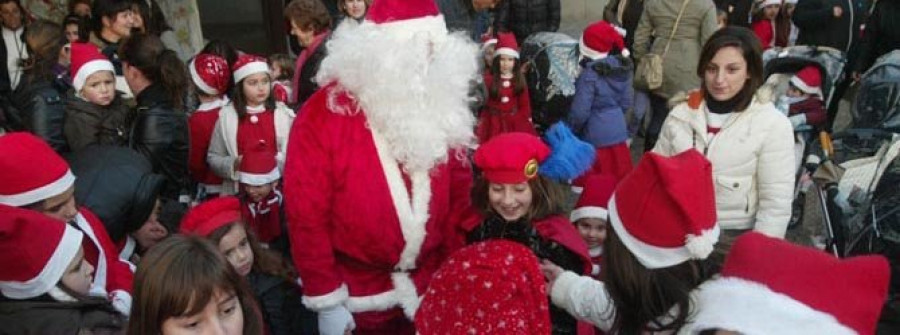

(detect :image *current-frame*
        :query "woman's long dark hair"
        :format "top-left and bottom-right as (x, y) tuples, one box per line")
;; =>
(488, 56), (526, 99)
(696, 27), (764, 112)
(604, 229), (712, 334)
(21, 20), (64, 85)
(118, 33), (188, 111)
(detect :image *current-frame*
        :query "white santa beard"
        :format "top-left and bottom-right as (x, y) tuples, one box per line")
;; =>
(317, 20), (479, 172)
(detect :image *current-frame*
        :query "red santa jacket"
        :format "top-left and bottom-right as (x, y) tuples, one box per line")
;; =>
(77, 208), (134, 313)
(788, 96), (827, 127)
(283, 84), (481, 323)
(188, 100), (226, 188)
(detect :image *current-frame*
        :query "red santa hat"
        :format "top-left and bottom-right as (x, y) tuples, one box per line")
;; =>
(473, 133), (551, 184)
(690, 232), (890, 335)
(415, 240), (551, 335)
(493, 32), (520, 59)
(580, 20), (630, 60)
(0, 204), (84, 299)
(480, 33), (498, 49)
(609, 149), (719, 269)
(190, 53), (231, 96)
(180, 196), (242, 237)
(70, 42), (115, 92)
(232, 54), (270, 84)
(758, 0), (782, 7)
(365, 0), (448, 41)
(570, 174), (618, 222)
(0, 133), (76, 207)
(239, 151), (280, 186)
(790, 65), (824, 99)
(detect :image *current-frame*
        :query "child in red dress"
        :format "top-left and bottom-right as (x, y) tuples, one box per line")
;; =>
(476, 33), (537, 143)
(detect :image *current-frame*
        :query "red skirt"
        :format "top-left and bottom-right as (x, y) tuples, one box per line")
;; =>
(475, 110), (537, 144)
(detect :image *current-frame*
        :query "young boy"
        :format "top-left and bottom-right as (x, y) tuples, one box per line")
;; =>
(570, 174), (618, 280)
(0, 132), (134, 316)
(238, 151), (289, 256)
(783, 65), (827, 130)
(187, 53), (231, 200)
(268, 53), (294, 104)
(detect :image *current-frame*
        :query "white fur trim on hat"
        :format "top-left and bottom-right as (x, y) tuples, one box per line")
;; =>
(190, 59), (219, 95)
(494, 47), (520, 59)
(688, 277), (855, 334)
(239, 167), (280, 186)
(73, 59), (115, 92)
(608, 196), (720, 269)
(579, 36), (608, 61)
(483, 38), (498, 47)
(0, 170), (76, 207)
(759, 0), (782, 7)
(0, 225), (83, 299)
(233, 61), (270, 84)
(370, 14), (448, 43)
(790, 76), (823, 99)
(570, 206), (609, 223)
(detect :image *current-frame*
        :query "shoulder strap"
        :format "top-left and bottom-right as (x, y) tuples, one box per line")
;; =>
(662, 0), (691, 58)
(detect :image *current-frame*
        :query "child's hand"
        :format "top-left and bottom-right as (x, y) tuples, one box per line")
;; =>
(233, 155), (242, 171)
(540, 260), (564, 288)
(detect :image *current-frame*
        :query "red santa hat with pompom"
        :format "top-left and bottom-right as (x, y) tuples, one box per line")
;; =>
(365, 0), (448, 41)
(0, 204), (84, 299)
(180, 197), (243, 237)
(0, 133), (76, 207)
(494, 32), (519, 59)
(232, 54), (270, 84)
(571, 174), (618, 223)
(190, 53), (231, 96)
(239, 151), (280, 186)
(581, 20), (630, 60)
(70, 42), (115, 92)
(609, 149), (718, 269)
(480, 33), (498, 49)
(689, 232), (890, 335)
(790, 65), (823, 99)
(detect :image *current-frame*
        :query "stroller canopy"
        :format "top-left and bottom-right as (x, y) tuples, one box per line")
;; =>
(853, 50), (900, 131)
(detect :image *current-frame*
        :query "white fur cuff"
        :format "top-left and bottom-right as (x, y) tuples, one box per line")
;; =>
(302, 284), (350, 311)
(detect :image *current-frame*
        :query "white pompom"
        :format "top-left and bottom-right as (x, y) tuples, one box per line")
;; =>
(684, 231), (717, 259)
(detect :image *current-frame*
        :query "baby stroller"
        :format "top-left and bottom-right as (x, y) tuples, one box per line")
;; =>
(520, 32), (581, 135)
(851, 50), (900, 131)
(761, 46), (848, 228)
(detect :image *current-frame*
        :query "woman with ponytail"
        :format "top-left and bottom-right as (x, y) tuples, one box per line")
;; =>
(119, 33), (190, 201)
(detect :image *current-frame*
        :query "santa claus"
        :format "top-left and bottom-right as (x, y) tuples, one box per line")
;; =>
(282, 0), (482, 334)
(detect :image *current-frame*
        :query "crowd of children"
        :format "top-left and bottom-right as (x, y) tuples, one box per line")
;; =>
(0, 0), (890, 334)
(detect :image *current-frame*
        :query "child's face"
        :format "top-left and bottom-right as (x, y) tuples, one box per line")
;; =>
(786, 85), (806, 98)
(81, 71), (115, 106)
(717, 14), (727, 29)
(499, 54), (516, 76)
(161, 288), (245, 335)
(132, 199), (168, 251)
(218, 225), (254, 277)
(242, 182), (275, 203)
(763, 5), (780, 20)
(575, 218), (608, 249)
(342, 0), (367, 19)
(483, 45), (495, 65)
(784, 3), (795, 16)
(488, 182), (533, 221)
(65, 23), (79, 43)
(270, 63), (283, 81)
(241, 72), (271, 107)
(61, 246), (94, 296)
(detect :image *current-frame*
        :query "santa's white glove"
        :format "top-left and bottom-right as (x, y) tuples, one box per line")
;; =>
(109, 290), (132, 317)
(789, 114), (806, 129)
(317, 305), (355, 335)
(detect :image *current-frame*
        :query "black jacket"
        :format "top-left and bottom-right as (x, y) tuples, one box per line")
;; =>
(0, 297), (126, 335)
(294, 36), (329, 110)
(603, 0), (646, 49)
(9, 74), (69, 152)
(494, 0), (562, 43)
(855, 0), (900, 72)
(130, 84), (190, 200)
(793, 0), (868, 53)
(248, 271), (318, 335)
(64, 92), (133, 153)
(68, 145), (165, 243)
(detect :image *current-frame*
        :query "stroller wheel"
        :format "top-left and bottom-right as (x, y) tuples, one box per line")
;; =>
(788, 193), (805, 230)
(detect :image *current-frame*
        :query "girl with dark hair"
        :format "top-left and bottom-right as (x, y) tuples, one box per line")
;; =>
(751, 0), (782, 50)
(68, 0), (91, 17)
(9, 19), (70, 152)
(128, 234), (264, 335)
(652, 27), (794, 260)
(469, 129), (594, 335)
(542, 150), (719, 334)
(475, 32), (536, 144)
(207, 54), (295, 196)
(180, 197), (317, 335)
(119, 33), (190, 201)
(0, 205), (126, 334)
(63, 14), (89, 43)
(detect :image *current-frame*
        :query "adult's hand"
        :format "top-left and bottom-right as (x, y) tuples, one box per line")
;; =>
(833, 5), (843, 18)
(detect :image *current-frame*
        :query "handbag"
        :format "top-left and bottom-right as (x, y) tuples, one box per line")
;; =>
(634, 0), (692, 91)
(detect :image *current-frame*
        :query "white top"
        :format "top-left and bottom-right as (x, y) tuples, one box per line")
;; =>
(3, 26), (26, 89)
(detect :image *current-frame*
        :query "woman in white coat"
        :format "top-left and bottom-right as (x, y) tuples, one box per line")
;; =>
(651, 26), (794, 264)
